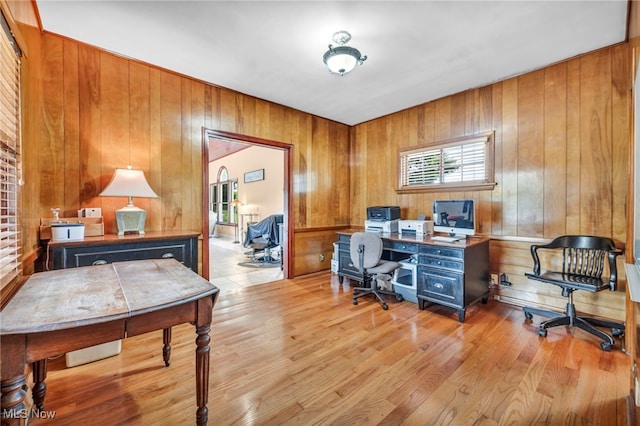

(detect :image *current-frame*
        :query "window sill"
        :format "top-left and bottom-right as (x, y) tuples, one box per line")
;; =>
(396, 182), (497, 194)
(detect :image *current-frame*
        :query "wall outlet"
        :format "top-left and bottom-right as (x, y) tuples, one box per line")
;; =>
(490, 274), (498, 286)
(320, 253), (325, 262)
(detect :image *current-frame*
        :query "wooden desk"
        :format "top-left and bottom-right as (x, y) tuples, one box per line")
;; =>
(0, 259), (219, 425)
(336, 231), (489, 322)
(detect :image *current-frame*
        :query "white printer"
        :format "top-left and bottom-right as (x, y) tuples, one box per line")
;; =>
(398, 220), (433, 236)
(365, 219), (399, 233)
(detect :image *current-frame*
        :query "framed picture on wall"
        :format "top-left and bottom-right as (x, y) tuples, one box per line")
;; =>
(244, 169), (264, 183)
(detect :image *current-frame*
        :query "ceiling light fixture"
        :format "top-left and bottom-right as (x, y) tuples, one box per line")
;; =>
(322, 31), (367, 76)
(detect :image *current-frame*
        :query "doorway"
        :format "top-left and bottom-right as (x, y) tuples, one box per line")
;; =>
(202, 129), (293, 286)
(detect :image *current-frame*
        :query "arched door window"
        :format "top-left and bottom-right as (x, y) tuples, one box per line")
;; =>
(210, 167), (238, 224)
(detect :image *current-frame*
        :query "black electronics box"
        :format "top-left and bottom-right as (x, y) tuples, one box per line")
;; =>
(367, 206), (401, 221)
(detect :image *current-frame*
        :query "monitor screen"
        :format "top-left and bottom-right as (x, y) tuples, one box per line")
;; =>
(433, 200), (475, 237)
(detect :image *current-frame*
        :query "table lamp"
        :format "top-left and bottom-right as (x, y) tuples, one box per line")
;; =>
(99, 167), (158, 236)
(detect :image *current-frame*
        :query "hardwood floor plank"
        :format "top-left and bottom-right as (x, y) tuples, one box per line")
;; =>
(29, 272), (629, 425)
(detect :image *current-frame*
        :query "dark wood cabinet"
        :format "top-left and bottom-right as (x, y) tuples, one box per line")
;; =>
(336, 231), (489, 322)
(416, 240), (489, 322)
(46, 231), (199, 272)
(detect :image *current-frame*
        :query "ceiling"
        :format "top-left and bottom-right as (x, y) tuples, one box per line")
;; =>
(34, 1), (629, 126)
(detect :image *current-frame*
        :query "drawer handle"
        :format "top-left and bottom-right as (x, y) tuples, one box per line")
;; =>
(434, 283), (444, 290)
(92, 259), (108, 266)
(436, 261), (442, 265)
(162, 253), (175, 259)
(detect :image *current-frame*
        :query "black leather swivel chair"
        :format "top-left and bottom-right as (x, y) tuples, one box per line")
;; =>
(243, 214), (283, 263)
(350, 232), (404, 310)
(522, 235), (624, 351)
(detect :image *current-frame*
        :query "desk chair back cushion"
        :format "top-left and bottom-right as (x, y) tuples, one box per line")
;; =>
(350, 232), (383, 271)
(529, 235), (619, 292)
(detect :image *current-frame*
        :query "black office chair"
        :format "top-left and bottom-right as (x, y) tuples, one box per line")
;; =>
(243, 214), (283, 263)
(522, 235), (624, 351)
(350, 232), (404, 310)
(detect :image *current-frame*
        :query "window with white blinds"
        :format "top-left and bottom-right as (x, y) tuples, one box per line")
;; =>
(0, 10), (22, 291)
(398, 132), (496, 193)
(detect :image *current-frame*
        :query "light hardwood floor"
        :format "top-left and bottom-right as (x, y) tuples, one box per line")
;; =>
(30, 272), (630, 425)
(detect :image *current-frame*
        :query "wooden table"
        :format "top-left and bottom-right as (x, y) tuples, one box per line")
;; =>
(0, 259), (219, 425)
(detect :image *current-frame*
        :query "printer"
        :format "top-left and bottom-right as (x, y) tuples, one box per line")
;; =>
(367, 206), (401, 222)
(365, 219), (399, 233)
(398, 220), (433, 236)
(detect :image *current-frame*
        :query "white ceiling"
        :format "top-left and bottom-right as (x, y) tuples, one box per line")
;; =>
(35, 1), (629, 126)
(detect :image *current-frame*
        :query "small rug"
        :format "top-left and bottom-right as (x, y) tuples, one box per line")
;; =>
(238, 260), (281, 269)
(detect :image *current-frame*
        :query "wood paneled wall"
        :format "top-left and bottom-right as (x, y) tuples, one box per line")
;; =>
(353, 46), (629, 241)
(9, 2), (351, 276)
(631, 0), (640, 40)
(352, 43), (632, 320)
(7, 0), (637, 317)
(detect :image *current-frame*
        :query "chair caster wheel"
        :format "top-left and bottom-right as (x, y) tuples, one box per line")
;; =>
(396, 295), (404, 302)
(382, 304), (388, 310)
(524, 311), (533, 321)
(352, 299), (358, 305)
(538, 328), (548, 338)
(612, 328), (624, 337)
(600, 341), (613, 351)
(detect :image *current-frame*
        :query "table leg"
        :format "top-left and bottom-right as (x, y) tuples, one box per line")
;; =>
(163, 328), (172, 367)
(32, 359), (48, 411)
(195, 324), (211, 426)
(1, 374), (27, 424)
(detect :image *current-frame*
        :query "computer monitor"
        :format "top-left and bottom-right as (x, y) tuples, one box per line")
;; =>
(433, 200), (475, 239)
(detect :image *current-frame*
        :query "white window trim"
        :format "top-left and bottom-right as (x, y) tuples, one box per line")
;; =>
(397, 131), (496, 194)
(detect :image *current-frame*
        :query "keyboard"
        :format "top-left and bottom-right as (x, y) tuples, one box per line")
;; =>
(431, 236), (461, 243)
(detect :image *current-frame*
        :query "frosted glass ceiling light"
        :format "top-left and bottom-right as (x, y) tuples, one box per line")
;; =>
(322, 31), (367, 76)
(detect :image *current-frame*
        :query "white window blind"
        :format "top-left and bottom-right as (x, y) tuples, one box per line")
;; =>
(398, 132), (496, 193)
(0, 10), (22, 291)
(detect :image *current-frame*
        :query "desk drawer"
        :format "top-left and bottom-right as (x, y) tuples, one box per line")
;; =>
(383, 240), (418, 254)
(338, 234), (352, 245)
(57, 239), (196, 270)
(338, 251), (361, 277)
(419, 245), (464, 260)
(417, 266), (462, 304)
(67, 244), (187, 267)
(418, 255), (463, 272)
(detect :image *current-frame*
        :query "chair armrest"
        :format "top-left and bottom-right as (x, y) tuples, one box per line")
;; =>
(607, 248), (623, 291)
(529, 244), (543, 276)
(528, 239), (563, 276)
(357, 243), (365, 274)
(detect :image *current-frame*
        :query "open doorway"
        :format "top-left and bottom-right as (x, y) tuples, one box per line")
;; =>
(202, 129), (292, 288)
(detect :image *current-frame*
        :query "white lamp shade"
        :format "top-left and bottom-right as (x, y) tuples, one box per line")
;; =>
(99, 168), (158, 199)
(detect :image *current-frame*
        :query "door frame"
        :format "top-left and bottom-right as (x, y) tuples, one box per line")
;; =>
(201, 128), (293, 280)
